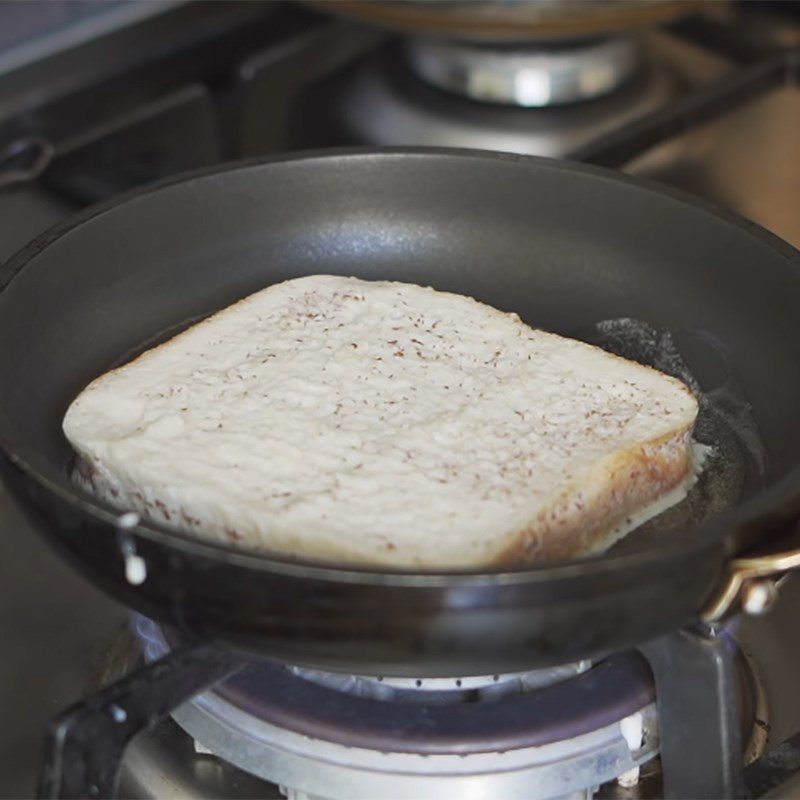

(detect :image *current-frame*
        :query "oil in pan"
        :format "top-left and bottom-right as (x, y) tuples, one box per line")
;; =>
(585, 318), (767, 554)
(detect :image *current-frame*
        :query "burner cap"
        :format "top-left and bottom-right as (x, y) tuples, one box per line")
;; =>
(407, 37), (640, 106)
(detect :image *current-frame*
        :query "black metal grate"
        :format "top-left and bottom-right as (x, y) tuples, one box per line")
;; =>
(573, 16), (800, 167)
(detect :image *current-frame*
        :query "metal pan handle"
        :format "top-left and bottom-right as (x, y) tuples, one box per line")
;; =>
(702, 524), (800, 623)
(38, 640), (245, 799)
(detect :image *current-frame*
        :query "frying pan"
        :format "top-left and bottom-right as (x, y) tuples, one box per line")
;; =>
(307, 1), (711, 43)
(2, 148), (800, 677)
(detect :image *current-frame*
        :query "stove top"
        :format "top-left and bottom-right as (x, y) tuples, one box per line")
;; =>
(2, 2), (800, 797)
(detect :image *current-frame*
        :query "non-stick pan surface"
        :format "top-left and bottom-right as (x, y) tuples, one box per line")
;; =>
(2, 149), (800, 676)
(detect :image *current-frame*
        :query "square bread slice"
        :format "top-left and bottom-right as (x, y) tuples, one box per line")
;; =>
(64, 275), (699, 569)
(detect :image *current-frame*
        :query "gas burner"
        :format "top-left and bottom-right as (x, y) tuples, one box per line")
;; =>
(294, 39), (681, 159)
(117, 616), (767, 800)
(407, 37), (641, 107)
(136, 617), (656, 799)
(292, 659), (591, 703)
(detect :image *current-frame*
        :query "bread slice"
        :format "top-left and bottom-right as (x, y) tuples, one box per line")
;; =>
(64, 275), (699, 569)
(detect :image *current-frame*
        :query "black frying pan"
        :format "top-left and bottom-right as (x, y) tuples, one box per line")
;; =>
(2, 148), (800, 677)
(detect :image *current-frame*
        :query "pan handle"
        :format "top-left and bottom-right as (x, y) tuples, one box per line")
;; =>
(701, 532), (800, 623)
(38, 640), (245, 799)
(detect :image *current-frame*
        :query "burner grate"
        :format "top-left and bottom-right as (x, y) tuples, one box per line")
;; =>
(573, 18), (800, 166)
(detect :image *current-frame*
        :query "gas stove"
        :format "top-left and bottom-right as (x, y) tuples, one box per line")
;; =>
(89, 616), (773, 800)
(2, 2), (800, 798)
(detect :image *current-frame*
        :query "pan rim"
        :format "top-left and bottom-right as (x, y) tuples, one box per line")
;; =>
(1, 145), (798, 585)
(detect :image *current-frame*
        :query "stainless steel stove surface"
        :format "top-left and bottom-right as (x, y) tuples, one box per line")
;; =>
(2, 2), (800, 798)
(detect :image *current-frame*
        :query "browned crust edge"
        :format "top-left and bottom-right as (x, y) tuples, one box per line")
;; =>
(74, 422), (694, 568)
(491, 424), (695, 566)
